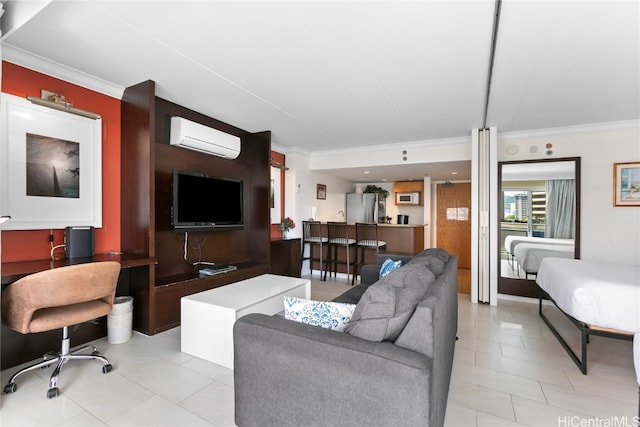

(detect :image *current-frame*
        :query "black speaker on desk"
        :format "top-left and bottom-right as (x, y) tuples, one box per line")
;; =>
(65, 226), (95, 259)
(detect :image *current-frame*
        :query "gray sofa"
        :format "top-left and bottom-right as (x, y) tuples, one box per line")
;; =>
(233, 248), (458, 427)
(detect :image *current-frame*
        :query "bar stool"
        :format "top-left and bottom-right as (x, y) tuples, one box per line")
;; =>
(323, 222), (356, 283)
(353, 223), (387, 285)
(301, 220), (328, 278)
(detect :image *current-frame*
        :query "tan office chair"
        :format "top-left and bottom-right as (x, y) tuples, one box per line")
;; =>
(353, 223), (387, 285)
(323, 222), (356, 283)
(301, 221), (328, 278)
(1, 261), (121, 399)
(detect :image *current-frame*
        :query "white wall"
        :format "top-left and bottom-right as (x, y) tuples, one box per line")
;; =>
(282, 151), (354, 238)
(498, 124), (640, 265)
(283, 121), (640, 278)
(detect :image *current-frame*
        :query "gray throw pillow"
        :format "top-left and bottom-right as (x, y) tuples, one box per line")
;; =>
(411, 248), (450, 263)
(407, 248), (450, 276)
(409, 256), (445, 276)
(345, 263), (435, 342)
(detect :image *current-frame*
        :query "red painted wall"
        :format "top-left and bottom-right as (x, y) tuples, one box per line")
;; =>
(1, 62), (121, 262)
(270, 151), (286, 240)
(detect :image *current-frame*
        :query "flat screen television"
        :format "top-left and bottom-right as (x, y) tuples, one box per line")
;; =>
(171, 170), (243, 231)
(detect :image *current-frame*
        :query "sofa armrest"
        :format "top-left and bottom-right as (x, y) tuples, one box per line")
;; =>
(234, 313), (433, 427)
(375, 253), (415, 265)
(360, 253), (416, 285)
(359, 264), (381, 285)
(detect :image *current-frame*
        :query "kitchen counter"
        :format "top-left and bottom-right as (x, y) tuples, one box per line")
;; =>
(307, 223), (426, 275)
(377, 224), (425, 255)
(377, 223), (427, 228)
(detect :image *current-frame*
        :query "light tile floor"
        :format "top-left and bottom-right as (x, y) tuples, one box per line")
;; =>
(1, 276), (637, 426)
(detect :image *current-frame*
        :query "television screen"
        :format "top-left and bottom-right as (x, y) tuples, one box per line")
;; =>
(172, 170), (243, 231)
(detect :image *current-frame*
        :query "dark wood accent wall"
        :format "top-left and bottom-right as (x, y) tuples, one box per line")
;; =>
(121, 81), (271, 334)
(270, 238), (302, 277)
(121, 80), (156, 258)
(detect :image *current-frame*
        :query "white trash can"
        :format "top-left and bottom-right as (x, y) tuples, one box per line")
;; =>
(108, 296), (133, 344)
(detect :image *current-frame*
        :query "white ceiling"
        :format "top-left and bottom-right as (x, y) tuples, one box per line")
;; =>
(1, 0), (638, 182)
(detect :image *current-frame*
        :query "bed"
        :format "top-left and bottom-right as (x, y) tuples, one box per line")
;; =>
(504, 236), (574, 277)
(536, 258), (640, 374)
(513, 241), (574, 277)
(505, 236), (574, 257)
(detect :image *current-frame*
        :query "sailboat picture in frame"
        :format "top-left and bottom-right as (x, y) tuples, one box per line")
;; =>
(613, 161), (640, 207)
(0, 93), (102, 230)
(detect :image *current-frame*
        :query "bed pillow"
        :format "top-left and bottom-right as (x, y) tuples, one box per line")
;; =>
(345, 263), (435, 342)
(283, 296), (356, 332)
(379, 258), (403, 278)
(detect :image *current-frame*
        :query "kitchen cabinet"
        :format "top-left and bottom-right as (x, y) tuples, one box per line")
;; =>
(394, 181), (424, 205)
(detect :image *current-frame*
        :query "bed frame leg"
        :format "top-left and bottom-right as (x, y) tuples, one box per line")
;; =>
(539, 293), (587, 374)
(581, 328), (588, 374)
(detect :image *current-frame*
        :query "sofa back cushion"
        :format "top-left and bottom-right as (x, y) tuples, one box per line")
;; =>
(395, 255), (457, 358)
(344, 263), (435, 342)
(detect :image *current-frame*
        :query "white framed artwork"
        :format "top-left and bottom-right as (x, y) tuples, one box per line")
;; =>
(0, 93), (102, 230)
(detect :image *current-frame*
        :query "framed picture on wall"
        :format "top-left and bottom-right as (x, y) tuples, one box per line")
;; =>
(270, 166), (282, 223)
(0, 93), (103, 229)
(613, 161), (640, 206)
(316, 184), (326, 200)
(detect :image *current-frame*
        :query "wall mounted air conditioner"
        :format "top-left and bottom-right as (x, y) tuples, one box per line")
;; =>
(169, 116), (241, 159)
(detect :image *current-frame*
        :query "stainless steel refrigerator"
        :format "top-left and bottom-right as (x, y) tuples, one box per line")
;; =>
(346, 193), (385, 223)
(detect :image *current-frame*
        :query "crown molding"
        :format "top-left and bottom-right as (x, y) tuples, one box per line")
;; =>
(2, 44), (125, 99)
(499, 120), (639, 141)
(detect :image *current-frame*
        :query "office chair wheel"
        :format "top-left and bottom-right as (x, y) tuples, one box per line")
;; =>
(47, 387), (59, 399)
(102, 364), (113, 374)
(4, 383), (17, 394)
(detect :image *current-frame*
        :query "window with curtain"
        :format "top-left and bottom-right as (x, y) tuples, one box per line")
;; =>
(545, 179), (575, 239)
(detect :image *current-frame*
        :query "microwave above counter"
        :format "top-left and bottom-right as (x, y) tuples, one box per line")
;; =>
(396, 191), (420, 205)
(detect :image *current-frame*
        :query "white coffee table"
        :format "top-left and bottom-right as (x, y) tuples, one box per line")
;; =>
(181, 274), (310, 369)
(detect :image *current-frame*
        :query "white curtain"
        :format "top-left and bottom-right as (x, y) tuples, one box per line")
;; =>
(545, 179), (575, 238)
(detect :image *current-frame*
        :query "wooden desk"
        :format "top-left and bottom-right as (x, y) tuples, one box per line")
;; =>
(2, 252), (154, 285)
(1, 253), (154, 370)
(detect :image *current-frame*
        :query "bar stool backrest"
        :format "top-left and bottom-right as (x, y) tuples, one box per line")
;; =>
(326, 222), (352, 245)
(302, 220), (325, 243)
(355, 223), (382, 248)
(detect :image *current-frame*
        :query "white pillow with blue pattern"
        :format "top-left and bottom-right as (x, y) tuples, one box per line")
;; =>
(283, 296), (356, 332)
(379, 258), (402, 278)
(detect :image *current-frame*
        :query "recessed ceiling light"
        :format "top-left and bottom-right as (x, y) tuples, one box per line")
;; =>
(451, 171), (459, 175)
(363, 171), (370, 174)
(381, 178), (387, 181)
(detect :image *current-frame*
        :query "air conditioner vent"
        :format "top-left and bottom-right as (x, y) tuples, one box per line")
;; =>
(169, 117), (240, 159)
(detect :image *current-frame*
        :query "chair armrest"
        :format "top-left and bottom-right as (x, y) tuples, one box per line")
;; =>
(234, 313), (432, 427)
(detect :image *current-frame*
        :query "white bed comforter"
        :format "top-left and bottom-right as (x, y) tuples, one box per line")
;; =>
(536, 258), (640, 333)
(505, 236), (574, 255)
(514, 243), (574, 274)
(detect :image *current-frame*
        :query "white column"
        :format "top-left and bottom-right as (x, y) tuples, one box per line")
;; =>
(423, 175), (431, 248)
(471, 127), (498, 304)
